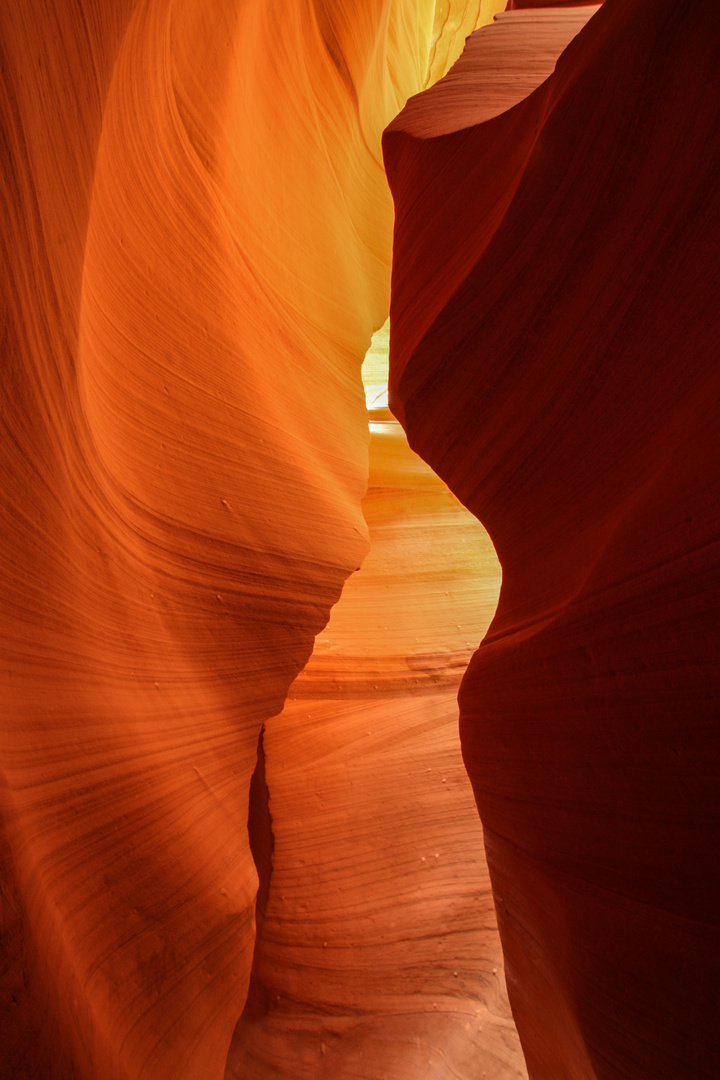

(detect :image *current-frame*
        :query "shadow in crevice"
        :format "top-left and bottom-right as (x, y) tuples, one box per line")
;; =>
(242, 725), (274, 1020)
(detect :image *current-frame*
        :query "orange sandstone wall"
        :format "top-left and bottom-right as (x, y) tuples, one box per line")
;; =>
(385, 1), (720, 1078)
(226, 333), (524, 1079)
(1, 2), (485, 1078)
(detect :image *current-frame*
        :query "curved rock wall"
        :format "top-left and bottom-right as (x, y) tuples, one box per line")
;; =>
(385, 1), (720, 1078)
(7, 0), (713, 1077)
(227, 326), (524, 1079)
(1, 2), (478, 1077)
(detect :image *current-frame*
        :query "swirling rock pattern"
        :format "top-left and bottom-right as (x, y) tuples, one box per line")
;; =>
(227, 327), (523, 1079)
(385, 1), (720, 1078)
(0, 2), (429, 1077)
(0, 2), (510, 1079)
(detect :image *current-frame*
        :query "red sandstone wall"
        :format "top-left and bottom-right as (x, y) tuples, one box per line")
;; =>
(385, 1), (720, 1077)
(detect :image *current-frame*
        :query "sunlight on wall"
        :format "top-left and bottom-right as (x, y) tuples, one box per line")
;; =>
(362, 319), (391, 411)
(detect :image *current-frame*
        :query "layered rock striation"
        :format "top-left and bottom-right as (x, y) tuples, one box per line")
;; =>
(6, 0), (717, 1077)
(385, 1), (720, 1078)
(1, 2), (512, 1078)
(0, 2), (431, 1076)
(227, 325), (523, 1080)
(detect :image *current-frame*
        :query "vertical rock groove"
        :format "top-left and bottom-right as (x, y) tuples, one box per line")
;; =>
(243, 726), (274, 1022)
(248, 727), (274, 939)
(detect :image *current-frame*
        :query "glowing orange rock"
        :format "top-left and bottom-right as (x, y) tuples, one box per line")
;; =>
(228, 327), (522, 1078)
(0, 2), (438, 1077)
(385, 1), (720, 1077)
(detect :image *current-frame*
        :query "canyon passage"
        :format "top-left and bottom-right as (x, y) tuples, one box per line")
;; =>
(2, 2), (718, 1079)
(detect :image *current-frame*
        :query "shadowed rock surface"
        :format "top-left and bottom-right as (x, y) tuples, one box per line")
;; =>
(385, 1), (720, 1077)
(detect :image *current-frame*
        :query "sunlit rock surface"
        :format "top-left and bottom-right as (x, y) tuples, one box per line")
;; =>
(398, 6), (601, 138)
(227, 326), (522, 1079)
(385, 1), (720, 1078)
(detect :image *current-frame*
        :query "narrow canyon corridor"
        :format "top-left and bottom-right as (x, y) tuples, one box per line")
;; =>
(2, 2), (719, 1079)
(226, 326), (521, 1078)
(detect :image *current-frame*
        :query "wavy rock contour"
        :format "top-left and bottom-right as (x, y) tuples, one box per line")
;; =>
(226, 325), (524, 1079)
(384, 1), (720, 1078)
(1, 1), (524, 1078)
(0, 2), (440, 1076)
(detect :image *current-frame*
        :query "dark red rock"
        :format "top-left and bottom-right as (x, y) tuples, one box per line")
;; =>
(384, 1), (720, 1077)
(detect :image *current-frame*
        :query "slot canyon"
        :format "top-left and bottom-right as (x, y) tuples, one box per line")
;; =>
(1, 0), (718, 1078)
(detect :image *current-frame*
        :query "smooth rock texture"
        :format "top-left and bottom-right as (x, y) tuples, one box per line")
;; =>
(0, 4), (414, 1079)
(399, 6), (601, 138)
(507, 0), (599, 9)
(0, 2), (511, 1079)
(227, 328), (522, 1079)
(385, 1), (720, 1078)
(7, 0), (716, 1077)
